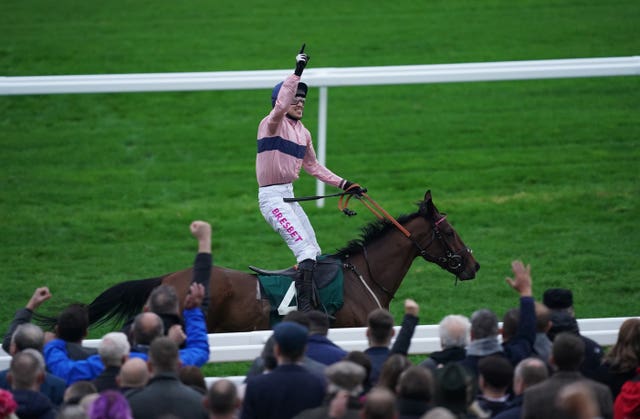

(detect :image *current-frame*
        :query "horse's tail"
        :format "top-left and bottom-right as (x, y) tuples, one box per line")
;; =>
(31, 276), (164, 332)
(86, 276), (164, 328)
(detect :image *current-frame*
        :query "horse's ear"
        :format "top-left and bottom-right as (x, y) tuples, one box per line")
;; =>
(424, 190), (435, 215)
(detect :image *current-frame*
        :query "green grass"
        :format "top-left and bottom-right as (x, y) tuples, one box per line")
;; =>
(1, 0), (639, 376)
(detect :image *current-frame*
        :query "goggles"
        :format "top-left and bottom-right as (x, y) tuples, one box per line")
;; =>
(291, 96), (306, 105)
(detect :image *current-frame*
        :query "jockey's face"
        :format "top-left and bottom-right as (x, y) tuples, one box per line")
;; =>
(286, 96), (305, 120)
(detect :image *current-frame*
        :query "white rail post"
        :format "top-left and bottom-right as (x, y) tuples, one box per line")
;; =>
(316, 86), (329, 207)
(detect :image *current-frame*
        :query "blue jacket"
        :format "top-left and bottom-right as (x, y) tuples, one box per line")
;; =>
(305, 334), (347, 366)
(44, 307), (210, 385)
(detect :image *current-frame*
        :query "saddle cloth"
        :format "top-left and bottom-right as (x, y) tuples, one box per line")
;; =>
(252, 256), (344, 325)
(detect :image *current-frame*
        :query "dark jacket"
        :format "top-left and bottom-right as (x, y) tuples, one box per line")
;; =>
(502, 296), (536, 366)
(305, 334), (347, 366)
(92, 365), (120, 392)
(522, 371), (613, 419)
(364, 313), (418, 386)
(293, 394), (361, 419)
(420, 346), (466, 371)
(126, 372), (207, 419)
(397, 397), (431, 419)
(492, 394), (523, 419)
(593, 361), (637, 399)
(241, 363), (326, 419)
(548, 311), (603, 380)
(11, 389), (56, 419)
(0, 369), (65, 406)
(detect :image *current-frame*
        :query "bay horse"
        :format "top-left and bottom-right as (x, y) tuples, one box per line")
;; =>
(84, 190), (479, 332)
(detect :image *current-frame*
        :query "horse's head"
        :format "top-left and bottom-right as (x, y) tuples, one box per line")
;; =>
(416, 190), (480, 281)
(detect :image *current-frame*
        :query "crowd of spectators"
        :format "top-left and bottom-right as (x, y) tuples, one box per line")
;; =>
(0, 220), (638, 419)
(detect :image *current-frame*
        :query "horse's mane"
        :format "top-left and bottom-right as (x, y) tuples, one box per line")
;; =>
(334, 211), (421, 258)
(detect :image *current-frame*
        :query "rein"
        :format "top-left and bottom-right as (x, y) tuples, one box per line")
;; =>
(341, 189), (468, 276)
(286, 187), (468, 282)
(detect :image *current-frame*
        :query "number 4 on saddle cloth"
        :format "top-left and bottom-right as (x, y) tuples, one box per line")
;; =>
(249, 256), (344, 326)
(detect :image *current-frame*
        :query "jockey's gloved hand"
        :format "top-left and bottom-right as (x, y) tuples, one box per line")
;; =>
(295, 44), (309, 76)
(343, 180), (366, 196)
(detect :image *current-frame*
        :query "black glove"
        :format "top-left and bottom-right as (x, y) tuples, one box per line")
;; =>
(295, 53), (309, 76)
(294, 44), (309, 76)
(342, 180), (366, 196)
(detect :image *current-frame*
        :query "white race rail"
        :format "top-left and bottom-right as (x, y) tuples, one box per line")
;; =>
(2, 57), (638, 206)
(0, 317), (634, 372)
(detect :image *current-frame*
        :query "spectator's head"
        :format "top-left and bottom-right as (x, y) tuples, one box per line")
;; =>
(604, 317), (640, 372)
(366, 309), (395, 346)
(548, 310), (580, 341)
(53, 404), (86, 419)
(325, 360), (366, 397)
(501, 308), (520, 342)
(477, 355), (514, 395)
(421, 407), (456, 419)
(378, 354), (412, 392)
(513, 357), (548, 395)
(117, 358), (149, 389)
(148, 337), (180, 374)
(146, 285), (180, 315)
(344, 350), (372, 390)
(7, 349), (45, 391)
(534, 302), (552, 333)
(555, 381), (600, 419)
(273, 321), (308, 362)
(439, 315), (470, 349)
(434, 362), (474, 415)
(361, 386), (397, 419)
(307, 310), (330, 336)
(397, 365), (434, 404)
(98, 332), (130, 368)
(282, 310), (310, 328)
(63, 380), (97, 405)
(470, 309), (498, 340)
(543, 288), (574, 315)
(551, 332), (585, 371)
(131, 312), (164, 346)
(10, 323), (44, 354)
(179, 366), (207, 394)
(88, 390), (133, 419)
(56, 303), (90, 343)
(204, 379), (240, 417)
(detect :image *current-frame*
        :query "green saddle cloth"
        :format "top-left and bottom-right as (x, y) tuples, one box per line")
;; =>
(258, 256), (344, 326)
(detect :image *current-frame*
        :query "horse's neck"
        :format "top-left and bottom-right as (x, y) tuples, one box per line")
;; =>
(354, 217), (428, 304)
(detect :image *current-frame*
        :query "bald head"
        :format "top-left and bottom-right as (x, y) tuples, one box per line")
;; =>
(132, 312), (164, 345)
(117, 357), (149, 389)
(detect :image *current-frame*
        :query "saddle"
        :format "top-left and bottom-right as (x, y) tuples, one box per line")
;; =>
(249, 256), (341, 289)
(249, 256), (344, 325)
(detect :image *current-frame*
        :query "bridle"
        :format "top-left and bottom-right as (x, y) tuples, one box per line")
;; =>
(340, 191), (471, 275)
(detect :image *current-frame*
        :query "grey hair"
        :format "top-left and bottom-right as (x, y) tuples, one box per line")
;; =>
(12, 323), (45, 352)
(98, 332), (130, 367)
(439, 315), (471, 349)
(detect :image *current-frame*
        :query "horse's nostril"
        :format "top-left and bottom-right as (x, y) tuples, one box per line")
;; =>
(475, 262), (481, 271)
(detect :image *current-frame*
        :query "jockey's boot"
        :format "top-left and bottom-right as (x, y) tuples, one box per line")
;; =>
(295, 259), (316, 313)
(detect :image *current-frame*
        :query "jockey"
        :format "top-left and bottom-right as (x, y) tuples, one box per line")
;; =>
(256, 46), (364, 312)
